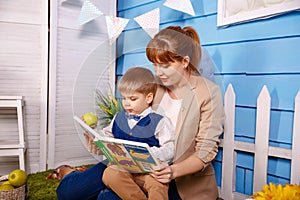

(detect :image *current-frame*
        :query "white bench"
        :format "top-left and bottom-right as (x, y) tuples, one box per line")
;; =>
(0, 96), (27, 171)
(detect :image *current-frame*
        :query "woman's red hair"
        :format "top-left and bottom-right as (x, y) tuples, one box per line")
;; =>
(146, 26), (201, 75)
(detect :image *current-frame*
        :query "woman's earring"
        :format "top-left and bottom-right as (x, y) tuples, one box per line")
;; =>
(184, 56), (190, 63)
(183, 56), (190, 69)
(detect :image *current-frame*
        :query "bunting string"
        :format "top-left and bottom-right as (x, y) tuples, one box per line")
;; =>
(74, 0), (196, 42)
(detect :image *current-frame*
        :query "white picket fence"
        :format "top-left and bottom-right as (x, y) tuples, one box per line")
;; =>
(218, 84), (300, 200)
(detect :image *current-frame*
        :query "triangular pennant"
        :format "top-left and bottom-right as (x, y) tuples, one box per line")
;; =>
(60, 0), (68, 4)
(134, 8), (160, 38)
(60, 0), (82, 8)
(105, 16), (129, 44)
(77, 0), (103, 26)
(60, 0), (78, 4)
(163, 0), (195, 16)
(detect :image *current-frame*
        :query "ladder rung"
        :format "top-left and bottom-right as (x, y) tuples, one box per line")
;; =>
(0, 96), (22, 100)
(0, 143), (26, 149)
(0, 100), (24, 107)
(0, 96), (26, 171)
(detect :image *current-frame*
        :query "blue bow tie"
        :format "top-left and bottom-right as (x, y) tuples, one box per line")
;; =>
(126, 114), (141, 121)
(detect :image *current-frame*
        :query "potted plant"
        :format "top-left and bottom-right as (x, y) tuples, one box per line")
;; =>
(95, 86), (122, 128)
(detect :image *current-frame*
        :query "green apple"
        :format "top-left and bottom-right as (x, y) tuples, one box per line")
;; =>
(0, 184), (14, 191)
(82, 112), (98, 128)
(8, 169), (27, 187)
(1, 181), (10, 185)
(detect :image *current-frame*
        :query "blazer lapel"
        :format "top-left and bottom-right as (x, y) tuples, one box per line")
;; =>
(174, 76), (197, 150)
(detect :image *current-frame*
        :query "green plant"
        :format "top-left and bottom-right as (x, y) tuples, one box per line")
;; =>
(95, 86), (122, 128)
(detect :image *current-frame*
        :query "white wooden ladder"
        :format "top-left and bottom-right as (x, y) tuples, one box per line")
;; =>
(0, 96), (27, 171)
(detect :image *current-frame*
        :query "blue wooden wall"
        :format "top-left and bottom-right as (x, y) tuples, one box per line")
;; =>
(116, 0), (300, 195)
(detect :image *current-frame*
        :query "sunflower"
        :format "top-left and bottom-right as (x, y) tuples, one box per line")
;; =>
(250, 183), (300, 200)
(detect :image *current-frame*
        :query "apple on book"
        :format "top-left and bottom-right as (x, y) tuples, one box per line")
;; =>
(82, 112), (98, 128)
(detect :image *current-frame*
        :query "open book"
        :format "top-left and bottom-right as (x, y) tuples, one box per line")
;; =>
(73, 116), (161, 173)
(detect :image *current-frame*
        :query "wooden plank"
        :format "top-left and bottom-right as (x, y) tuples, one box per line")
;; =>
(120, 34), (300, 74)
(118, 0), (217, 15)
(205, 37), (300, 74)
(119, 0), (217, 30)
(291, 90), (300, 184)
(221, 75), (300, 111)
(245, 169), (254, 195)
(0, 16), (47, 173)
(0, 0), (42, 24)
(217, 88), (297, 197)
(119, 13), (300, 57)
(268, 157), (290, 179)
(235, 167), (246, 194)
(195, 13), (300, 45)
(268, 146), (291, 160)
(48, 0), (117, 169)
(0, 96), (22, 100)
(232, 191), (248, 200)
(213, 161), (222, 186)
(118, 0), (160, 12)
(221, 140), (292, 159)
(16, 99), (25, 146)
(58, 0), (115, 32)
(221, 84), (236, 200)
(253, 86), (271, 193)
(268, 174), (289, 186)
(234, 106), (294, 147)
(266, 109), (294, 147)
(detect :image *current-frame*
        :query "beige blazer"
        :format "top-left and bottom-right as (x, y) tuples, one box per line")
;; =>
(154, 75), (225, 200)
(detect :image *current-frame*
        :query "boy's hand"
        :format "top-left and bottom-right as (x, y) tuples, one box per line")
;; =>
(84, 132), (101, 155)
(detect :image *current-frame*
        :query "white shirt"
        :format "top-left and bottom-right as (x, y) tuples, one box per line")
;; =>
(156, 91), (182, 131)
(101, 107), (175, 163)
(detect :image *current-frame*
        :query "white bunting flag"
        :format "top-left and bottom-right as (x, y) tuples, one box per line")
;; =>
(77, 0), (103, 26)
(60, 0), (67, 4)
(106, 16), (129, 44)
(60, 0), (82, 7)
(134, 8), (160, 38)
(163, 0), (195, 16)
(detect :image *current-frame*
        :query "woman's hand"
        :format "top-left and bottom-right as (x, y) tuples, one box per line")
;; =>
(84, 132), (101, 155)
(150, 164), (174, 184)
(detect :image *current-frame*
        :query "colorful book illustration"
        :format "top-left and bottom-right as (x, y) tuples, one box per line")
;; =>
(73, 115), (160, 173)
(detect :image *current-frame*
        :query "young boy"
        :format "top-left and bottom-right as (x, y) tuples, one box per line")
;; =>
(101, 67), (174, 200)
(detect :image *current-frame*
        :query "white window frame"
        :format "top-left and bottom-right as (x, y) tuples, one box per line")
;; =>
(48, 0), (116, 169)
(217, 0), (300, 27)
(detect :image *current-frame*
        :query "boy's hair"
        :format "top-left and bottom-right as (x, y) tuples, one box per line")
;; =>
(118, 67), (157, 96)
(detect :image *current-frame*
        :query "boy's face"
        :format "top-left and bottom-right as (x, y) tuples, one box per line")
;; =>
(121, 91), (153, 116)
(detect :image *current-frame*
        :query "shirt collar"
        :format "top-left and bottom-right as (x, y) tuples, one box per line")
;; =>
(138, 107), (152, 118)
(126, 107), (152, 120)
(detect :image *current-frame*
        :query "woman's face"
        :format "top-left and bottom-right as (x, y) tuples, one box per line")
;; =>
(153, 60), (188, 88)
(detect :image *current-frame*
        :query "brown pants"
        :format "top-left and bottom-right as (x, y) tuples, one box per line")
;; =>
(102, 166), (169, 200)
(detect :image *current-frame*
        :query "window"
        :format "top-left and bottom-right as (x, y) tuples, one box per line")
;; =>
(217, 0), (300, 26)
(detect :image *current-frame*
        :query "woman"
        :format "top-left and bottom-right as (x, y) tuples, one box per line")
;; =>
(146, 26), (224, 199)
(57, 26), (224, 200)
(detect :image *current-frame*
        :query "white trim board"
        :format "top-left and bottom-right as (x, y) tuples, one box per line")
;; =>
(217, 0), (300, 27)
